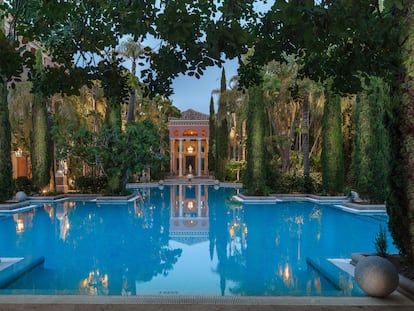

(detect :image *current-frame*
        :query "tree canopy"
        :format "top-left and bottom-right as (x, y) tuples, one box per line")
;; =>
(3, 0), (264, 98)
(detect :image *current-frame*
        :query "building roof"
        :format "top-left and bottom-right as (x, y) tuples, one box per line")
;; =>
(170, 109), (209, 121)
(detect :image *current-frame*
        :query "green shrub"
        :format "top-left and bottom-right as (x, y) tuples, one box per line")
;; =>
(268, 172), (322, 194)
(76, 176), (107, 193)
(14, 176), (35, 194)
(374, 224), (388, 257)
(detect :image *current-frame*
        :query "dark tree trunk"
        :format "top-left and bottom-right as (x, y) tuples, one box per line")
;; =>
(302, 93), (312, 192)
(303, 93), (310, 177)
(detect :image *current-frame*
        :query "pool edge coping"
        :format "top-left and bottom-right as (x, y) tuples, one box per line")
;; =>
(0, 293), (413, 306)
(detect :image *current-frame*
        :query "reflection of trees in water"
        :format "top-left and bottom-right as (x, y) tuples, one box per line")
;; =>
(40, 187), (182, 295)
(210, 199), (326, 296)
(124, 187), (183, 289)
(209, 188), (246, 295)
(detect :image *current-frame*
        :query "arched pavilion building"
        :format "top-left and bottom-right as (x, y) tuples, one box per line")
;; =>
(168, 109), (210, 178)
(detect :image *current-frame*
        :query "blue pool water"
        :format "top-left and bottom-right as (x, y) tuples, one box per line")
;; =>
(0, 184), (397, 296)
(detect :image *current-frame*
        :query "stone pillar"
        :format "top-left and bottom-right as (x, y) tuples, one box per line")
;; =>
(170, 138), (174, 176)
(197, 139), (202, 177)
(205, 138), (209, 176)
(179, 139), (183, 177)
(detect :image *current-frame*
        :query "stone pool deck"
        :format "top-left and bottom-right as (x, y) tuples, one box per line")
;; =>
(0, 294), (414, 311)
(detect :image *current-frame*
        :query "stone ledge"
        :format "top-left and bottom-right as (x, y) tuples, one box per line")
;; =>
(0, 256), (45, 288)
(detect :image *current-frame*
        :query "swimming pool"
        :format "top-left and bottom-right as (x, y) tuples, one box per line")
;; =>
(0, 183), (396, 296)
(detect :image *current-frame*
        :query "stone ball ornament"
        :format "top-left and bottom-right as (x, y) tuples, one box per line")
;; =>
(354, 255), (399, 297)
(15, 191), (27, 202)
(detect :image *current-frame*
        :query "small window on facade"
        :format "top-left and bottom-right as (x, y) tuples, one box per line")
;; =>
(183, 129), (198, 136)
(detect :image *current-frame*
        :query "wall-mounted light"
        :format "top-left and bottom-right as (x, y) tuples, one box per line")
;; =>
(187, 145), (194, 153)
(15, 148), (22, 158)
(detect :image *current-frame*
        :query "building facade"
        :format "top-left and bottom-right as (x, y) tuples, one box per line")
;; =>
(168, 109), (209, 178)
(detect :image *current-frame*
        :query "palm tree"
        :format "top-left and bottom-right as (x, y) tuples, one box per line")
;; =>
(262, 60), (301, 174)
(302, 92), (310, 180)
(296, 78), (317, 191)
(118, 38), (145, 123)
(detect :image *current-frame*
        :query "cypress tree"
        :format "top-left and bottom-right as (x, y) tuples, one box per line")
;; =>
(102, 96), (123, 193)
(352, 75), (389, 203)
(31, 50), (51, 191)
(387, 2), (414, 263)
(0, 78), (13, 201)
(215, 118), (228, 181)
(244, 86), (266, 195)
(220, 68), (226, 94)
(0, 8), (19, 201)
(208, 96), (216, 174)
(321, 87), (344, 195)
(215, 68), (229, 180)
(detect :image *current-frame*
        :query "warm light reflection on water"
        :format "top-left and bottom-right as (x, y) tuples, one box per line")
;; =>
(0, 184), (396, 296)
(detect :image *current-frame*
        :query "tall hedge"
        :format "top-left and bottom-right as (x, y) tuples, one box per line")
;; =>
(215, 118), (228, 181)
(30, 94), (51, 191)
(30, 50), (51, 191)
(321, 88), (344, 195)
(352, 75), (389, 203)
(387, 2), (414, 263)
(244, 86), (266, 195)
(208, 97), (216, 174)
(215, 69), (229, 181)
(0, 80), (13, 201)
(0, 15), (19, 201)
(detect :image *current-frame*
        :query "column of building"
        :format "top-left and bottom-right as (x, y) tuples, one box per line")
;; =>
(178, 139), (183, 177)
(197, 139), (202, 177)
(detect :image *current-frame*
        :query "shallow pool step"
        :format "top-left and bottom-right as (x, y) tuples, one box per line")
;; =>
(307, 257), (365, 295)
(0, 256), (45, 288)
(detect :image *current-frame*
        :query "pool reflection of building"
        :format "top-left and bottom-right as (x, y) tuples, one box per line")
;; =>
(43, 201), (73, 241)
(169, 184), (209, 245)
(13, 211), (34, 234)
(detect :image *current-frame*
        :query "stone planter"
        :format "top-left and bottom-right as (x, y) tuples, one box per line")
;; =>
(354, 255), (399, 297)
